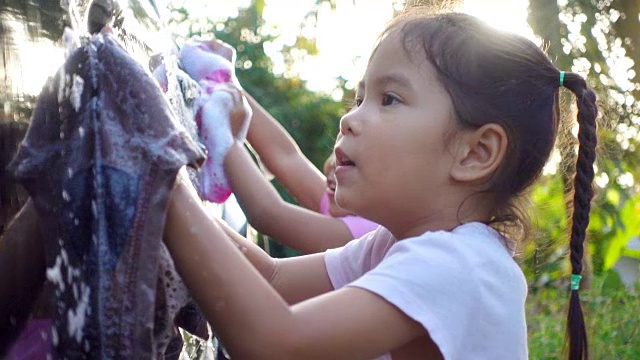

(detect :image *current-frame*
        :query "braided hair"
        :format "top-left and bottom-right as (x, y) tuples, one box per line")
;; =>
(562, 72), (597, 360)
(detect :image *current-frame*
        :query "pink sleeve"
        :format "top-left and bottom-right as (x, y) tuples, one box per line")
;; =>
(339, 215), (379, 239)
(6, 319), (53, 359)
(324, 227), (395, 289)
(319, 191), (331, 215)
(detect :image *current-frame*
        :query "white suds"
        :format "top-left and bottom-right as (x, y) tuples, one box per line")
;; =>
(67, 282), (90, 343)
(46, 251), (67, 292)
(70, 74), (85, 112)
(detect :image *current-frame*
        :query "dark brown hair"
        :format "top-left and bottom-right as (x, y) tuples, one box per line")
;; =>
(382, 9), (597, 360)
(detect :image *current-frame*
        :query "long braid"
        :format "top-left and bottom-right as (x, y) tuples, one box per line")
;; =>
(562, 72), (598, 360)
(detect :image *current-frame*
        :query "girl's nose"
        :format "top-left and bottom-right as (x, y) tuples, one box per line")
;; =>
(339, 110), (359, 136)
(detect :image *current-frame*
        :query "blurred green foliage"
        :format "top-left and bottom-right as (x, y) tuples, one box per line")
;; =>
(527, 273), (640, 359)
(526, 0), (640, 286)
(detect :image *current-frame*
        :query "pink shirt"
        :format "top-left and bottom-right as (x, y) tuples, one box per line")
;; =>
(6, 319), (53, 360)
(324, 223), (528, 360)
(319, 192), (379, 239)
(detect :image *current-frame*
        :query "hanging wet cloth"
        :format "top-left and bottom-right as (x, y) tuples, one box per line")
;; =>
(9, 28), (207, 358)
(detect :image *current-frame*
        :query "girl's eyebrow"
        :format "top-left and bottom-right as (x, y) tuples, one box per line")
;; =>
(358, 73), (413, 93)
(376, 73), (413, 89)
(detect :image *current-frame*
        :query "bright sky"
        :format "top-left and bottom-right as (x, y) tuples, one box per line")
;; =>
(285, 0), (536, 95)
(11, 0), (534, 95)
(4, 17), (65, 96)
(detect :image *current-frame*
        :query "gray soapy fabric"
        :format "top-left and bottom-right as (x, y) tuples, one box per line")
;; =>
(9, 31), (207, 358)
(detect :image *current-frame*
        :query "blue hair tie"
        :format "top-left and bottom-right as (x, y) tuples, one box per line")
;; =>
(570, 274), (582, 291)
(559, 71), (565, 87)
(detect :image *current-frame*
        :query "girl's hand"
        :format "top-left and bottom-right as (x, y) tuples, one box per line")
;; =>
(201, 38), (236, 65)
(194, 38), (249, 140)
(218, 83), (252, 142)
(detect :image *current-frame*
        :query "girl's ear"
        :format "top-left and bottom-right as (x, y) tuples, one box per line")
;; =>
(450, 123), (508, 184)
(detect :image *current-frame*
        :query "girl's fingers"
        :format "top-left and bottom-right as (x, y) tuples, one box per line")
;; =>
(216, 85), (243, 108)
(215, 85), (252, 140)
(203, 39), (236, 63)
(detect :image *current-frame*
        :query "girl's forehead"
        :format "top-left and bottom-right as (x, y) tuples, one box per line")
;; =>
(359, 38), (440, 92)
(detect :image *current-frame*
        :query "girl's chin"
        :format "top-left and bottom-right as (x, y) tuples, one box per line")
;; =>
(329, 206), (352, 218)
(328, 197), (352, 218)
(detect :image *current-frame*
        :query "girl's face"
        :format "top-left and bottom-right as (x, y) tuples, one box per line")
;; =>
(323, 154), (352, 218)
(334, 33), (461, 238)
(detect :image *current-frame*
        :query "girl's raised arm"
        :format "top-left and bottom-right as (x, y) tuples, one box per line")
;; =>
(221, 86), (355, 253)
(242, 92), (327, 212)
(224, 140), (354, 253)
(164, 173), (425, 360)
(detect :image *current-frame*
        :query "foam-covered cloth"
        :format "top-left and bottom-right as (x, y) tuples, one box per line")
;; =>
(9, 31), (206, 358)
(153, 37), (248, 204)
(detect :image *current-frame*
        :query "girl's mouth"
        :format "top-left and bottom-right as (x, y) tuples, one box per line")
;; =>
(334, 147), (355, 167)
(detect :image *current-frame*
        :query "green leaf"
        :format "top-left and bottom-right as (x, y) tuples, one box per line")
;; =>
(622, 247), (640, 260)
(603, 193), (640, 270)
(601, 269), (626, 296)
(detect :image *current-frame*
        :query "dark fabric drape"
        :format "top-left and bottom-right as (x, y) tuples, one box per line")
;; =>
(8, 31), (206, 358)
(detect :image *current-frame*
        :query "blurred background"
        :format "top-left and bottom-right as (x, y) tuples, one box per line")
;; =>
(1, 0), (638, 358)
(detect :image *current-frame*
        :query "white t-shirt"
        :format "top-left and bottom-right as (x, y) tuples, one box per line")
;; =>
(324, 222), (528, 360)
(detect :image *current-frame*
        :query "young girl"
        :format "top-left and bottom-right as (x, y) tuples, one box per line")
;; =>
(166, 8), (597, 360)
(208, 39), (378, 253)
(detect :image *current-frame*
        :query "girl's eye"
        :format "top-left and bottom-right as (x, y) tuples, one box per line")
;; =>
(353, 97), (363, 108)
(382, 94), (400, 106)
